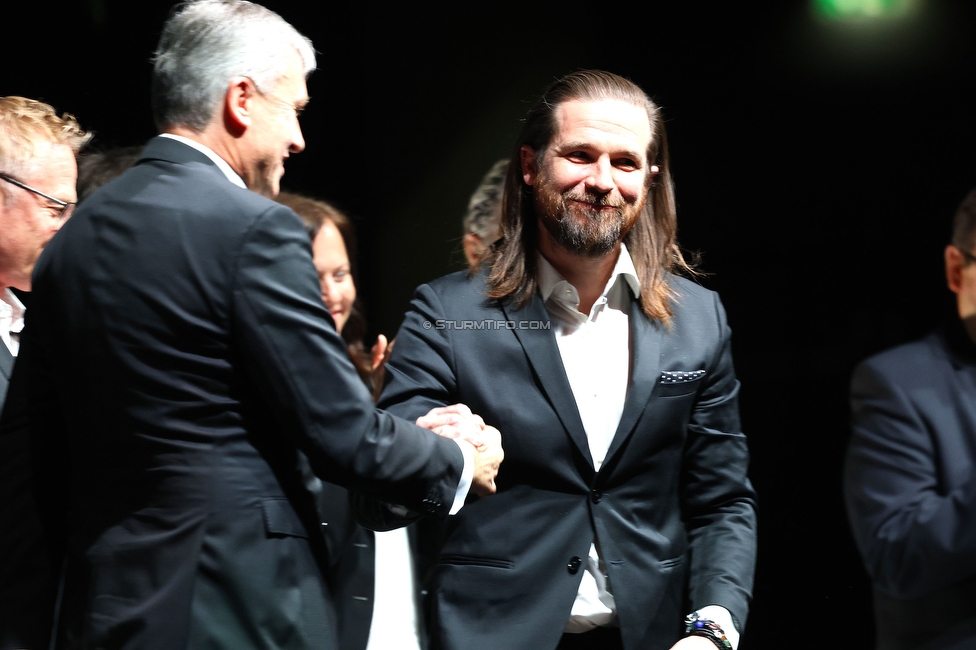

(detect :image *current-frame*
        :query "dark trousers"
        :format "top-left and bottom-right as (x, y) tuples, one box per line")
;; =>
(556, 626), (624, 650)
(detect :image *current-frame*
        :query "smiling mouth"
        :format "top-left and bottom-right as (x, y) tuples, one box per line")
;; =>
(568, 200), (623, 215)
(568, 195), (622, 208)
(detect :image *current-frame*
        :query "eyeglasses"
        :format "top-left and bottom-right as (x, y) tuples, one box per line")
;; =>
(0, 172), (76, 222)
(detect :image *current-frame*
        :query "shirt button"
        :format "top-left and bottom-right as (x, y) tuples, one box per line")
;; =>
(591, 490), (603, 504)
(568, 556), (582, 574)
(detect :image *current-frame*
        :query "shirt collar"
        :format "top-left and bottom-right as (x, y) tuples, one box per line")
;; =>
(0, 288), (25, 319)
(537, 243), (640, 305)
(158, 133), (247, 189)
(1, 288), (25, 357)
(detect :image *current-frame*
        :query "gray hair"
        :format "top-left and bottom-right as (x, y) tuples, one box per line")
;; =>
(151, 0), (316, 131)
(463, 158), (508, 241)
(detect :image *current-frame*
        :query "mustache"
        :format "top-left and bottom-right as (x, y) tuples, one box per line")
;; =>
(563, 191), (625, 209)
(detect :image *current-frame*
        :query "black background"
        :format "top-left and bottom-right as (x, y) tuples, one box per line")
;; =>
(6, 1), (976, 647)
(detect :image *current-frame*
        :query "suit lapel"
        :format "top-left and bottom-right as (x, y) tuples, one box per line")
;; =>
(500, 295), (592, 466)
(603, 295), (663, 467)
(0, 341), (13, 383)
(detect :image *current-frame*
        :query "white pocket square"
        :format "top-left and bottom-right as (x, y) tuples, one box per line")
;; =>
(660, 370), (706, 384)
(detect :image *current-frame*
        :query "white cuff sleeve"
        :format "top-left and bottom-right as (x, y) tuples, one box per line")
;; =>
(449, 438), (474, 515)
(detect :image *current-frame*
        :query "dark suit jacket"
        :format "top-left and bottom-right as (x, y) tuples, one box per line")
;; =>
(0, 336), (11, 406)
(8, 136), (464, 650)
(376, 269), (757, 650)
(845, 318), (976, 650)
(0, 308), (59, 650)
(311, 478), (434, 650)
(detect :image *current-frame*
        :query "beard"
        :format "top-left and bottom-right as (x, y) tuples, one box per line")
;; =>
(534, 171), (645, 258)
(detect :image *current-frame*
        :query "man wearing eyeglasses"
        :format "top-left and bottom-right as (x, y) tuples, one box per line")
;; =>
(844, 188), (976, 650)
(0, 95), (89, 650)
(0, 96), (87, 361)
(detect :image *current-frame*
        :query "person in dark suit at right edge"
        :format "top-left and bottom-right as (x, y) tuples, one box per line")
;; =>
(845, 188), (976, 650)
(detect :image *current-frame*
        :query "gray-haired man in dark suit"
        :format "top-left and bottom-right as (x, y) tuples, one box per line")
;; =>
(2, 2), (501, 648)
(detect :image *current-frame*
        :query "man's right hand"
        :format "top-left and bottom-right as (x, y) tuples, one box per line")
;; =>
(471, 425), (503, 496)
(415, 404), (503, 497)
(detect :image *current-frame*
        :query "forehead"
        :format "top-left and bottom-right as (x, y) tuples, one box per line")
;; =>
(551, 99), (652, 155)
(27, 143), (78, 201)
(312, 220), (349, 259)
(273, 51), (310, 103)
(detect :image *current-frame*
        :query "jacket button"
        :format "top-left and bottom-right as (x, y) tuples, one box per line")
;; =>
(590, 490), (603, 504)
(568, 557), (582, 574)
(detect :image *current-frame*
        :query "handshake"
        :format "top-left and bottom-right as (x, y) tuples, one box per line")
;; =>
(416, 404), (505, 497)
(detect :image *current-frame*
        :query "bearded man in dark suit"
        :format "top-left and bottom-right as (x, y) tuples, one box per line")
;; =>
(3, 1), (502, 648)
(845, 188), (976, 650)
(377, 70), (758, 650)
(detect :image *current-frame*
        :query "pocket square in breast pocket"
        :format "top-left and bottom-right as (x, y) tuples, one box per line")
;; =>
(659, 369), (706, 384)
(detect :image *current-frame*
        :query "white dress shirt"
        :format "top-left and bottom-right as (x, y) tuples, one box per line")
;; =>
(365, 527), (423, 650)
(538, 245), (739, 648)
(0, 288), (25, 357)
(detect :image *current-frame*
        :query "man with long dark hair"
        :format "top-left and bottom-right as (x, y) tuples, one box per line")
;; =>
(379, 70), (757, 650)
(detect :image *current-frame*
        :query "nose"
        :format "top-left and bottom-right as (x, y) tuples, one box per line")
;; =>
(586, 157), (614, 194)
(290, 119), (305, 154)
(320, 277), (336, 302)
(52, 210), (71, 233)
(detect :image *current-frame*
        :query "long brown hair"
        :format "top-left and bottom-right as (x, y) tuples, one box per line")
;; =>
(484, 70), (697, 326)
(275, 191), (378, 398)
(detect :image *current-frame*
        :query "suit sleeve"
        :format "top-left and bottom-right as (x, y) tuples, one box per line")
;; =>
(351, 283), (458, 530)
(230, 205), (463, 518)
(376, 283), (457, 417)
(844, 360), (976, 598)
(681, 291), (758, 631)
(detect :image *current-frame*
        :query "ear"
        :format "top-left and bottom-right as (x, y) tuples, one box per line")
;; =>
(224, 76), (257, 135)
(462, 233), (484, 267)
(946, 245), (965, 294)
(520, 145), (538, 186)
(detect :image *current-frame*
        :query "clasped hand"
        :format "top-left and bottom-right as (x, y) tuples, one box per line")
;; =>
(416, 404), (504, 497)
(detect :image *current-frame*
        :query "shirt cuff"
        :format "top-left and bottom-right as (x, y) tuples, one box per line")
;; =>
(694, 605), (739, 650)
(449, 438), (474, 515)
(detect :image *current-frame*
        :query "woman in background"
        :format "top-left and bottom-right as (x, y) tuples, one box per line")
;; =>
(277, 192), (388, 400)
(276, 191), (426, 650)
